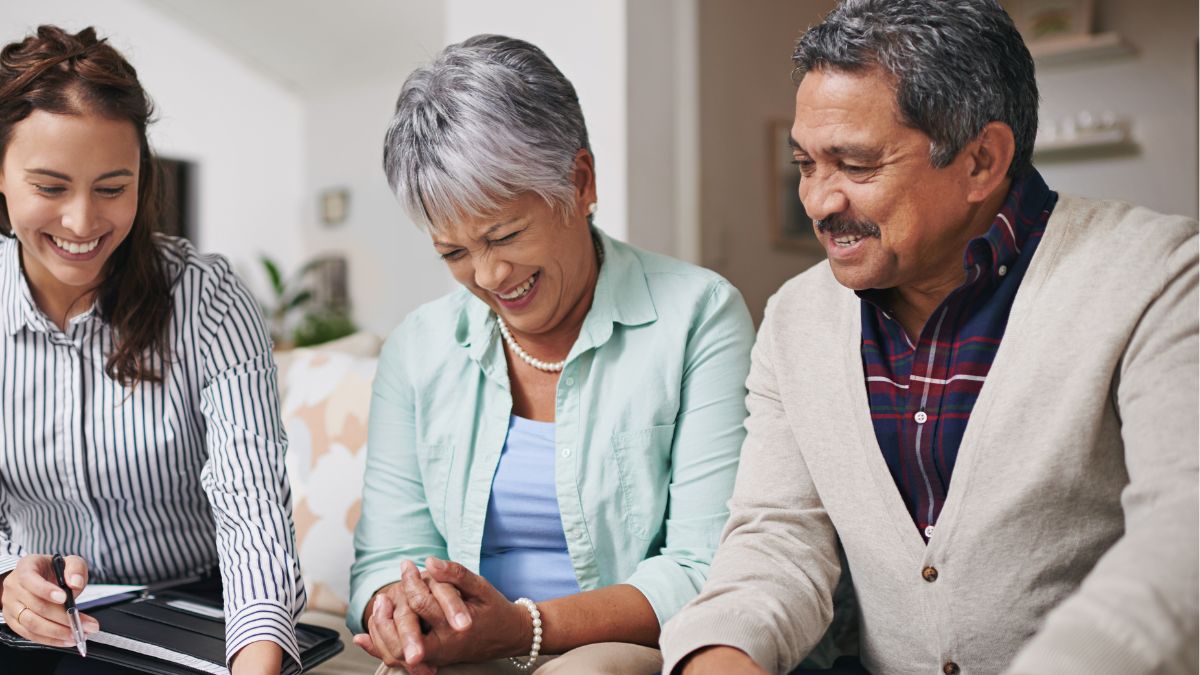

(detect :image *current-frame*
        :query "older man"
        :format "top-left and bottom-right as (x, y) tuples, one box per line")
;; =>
(661, 1), (1199, 674)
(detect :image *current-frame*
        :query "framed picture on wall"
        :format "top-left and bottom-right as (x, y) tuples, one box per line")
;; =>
(767, 119), (822, 254)
(1010, 0), (1095, 43)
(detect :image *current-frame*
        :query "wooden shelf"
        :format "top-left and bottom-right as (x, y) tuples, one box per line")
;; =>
(1029, 31), (1134, 66)
(1033, 123), (1135, 159)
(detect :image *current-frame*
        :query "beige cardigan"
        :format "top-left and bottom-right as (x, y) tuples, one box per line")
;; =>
(660, 196), (1199, 675)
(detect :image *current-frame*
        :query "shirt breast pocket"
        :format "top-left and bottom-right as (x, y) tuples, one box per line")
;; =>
(610, 424), (675, 540)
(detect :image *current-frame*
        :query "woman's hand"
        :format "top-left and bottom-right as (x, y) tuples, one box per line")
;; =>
(229, 640), (284, 675)
(354, 557), (531, 670)
(0, 555), (98, 648)
(353, 559), (472, 674)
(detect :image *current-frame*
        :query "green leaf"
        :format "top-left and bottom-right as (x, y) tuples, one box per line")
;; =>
(283, 290), (313, 312)
(260, 256), (284, 296)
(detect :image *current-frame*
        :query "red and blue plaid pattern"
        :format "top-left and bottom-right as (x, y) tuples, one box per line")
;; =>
(858, 170), (1057, 541)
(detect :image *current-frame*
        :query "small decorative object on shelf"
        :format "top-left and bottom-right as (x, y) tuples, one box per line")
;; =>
(1034, 110), (1135, 159)
(1005, 0), (1133, 66)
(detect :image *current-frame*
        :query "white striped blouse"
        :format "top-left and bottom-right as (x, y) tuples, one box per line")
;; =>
(0, 235), (306, 668)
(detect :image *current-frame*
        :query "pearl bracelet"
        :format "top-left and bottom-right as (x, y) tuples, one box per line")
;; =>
(509, 597), (542, 671)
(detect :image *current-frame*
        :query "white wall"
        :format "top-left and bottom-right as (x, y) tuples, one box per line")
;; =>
(444, 0), (630, 243)
(0, 1), (306, 297)
(300, 65), (452, 336)
(1031, 0), (1198, 218)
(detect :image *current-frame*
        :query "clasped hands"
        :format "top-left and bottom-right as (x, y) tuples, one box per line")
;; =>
(354, 557), (533, 674)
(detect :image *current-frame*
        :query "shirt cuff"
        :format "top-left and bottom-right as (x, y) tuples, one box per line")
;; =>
(225, 599), (302, 671)
(624, 555), (708, 626)
(0, 554), (20, 576)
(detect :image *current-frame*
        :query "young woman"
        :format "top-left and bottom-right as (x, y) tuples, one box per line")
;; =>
(0, 26), (304, 675)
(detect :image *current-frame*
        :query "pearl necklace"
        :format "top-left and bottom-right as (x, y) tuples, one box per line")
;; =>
(496, 316), (565, 372)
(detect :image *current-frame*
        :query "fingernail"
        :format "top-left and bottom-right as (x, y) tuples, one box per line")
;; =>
(62, 639), (77, 648)
(454, 612), (470, 629)
(51, 590), (66, 603)
(404, 644), (419, 662)
(428, 557), (446, 570)
(84, 620), (99, 634)
(69, 575), (84, 588)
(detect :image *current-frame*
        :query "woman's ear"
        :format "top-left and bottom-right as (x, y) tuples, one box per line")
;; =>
(964, 121), (1015, 203)
(572, 148), (597, 217)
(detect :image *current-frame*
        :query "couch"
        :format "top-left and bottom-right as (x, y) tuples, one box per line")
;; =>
(275, 332), (385, 674)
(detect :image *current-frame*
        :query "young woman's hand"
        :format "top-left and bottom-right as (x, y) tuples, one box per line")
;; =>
(0, 555), (98, 648)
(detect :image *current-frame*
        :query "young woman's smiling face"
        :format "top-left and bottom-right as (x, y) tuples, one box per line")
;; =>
(0, 109), (140, 314)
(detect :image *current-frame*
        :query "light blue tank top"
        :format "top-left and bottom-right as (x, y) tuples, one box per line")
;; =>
(479, 416), (581, 602)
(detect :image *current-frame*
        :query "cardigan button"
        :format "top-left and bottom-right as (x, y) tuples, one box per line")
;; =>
(922, 566), (939, 582)
(942, 662), (960, 675)
(914, 410), (928, 424)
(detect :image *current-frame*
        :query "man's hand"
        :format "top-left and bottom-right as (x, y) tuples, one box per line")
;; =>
(0, 555), (98, 648)
(230, 640), (284, 675)
(678, 646), (770, 675)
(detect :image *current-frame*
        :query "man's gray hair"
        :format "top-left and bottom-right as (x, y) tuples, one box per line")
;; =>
(383, 34), (591, 231)
(793, 0), (1038, 178)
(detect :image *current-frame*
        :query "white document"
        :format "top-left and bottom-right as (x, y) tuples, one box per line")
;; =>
(89, 630), (230, 675)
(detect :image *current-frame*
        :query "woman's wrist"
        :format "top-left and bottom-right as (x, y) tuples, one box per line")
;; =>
(508, 598), (540, 662)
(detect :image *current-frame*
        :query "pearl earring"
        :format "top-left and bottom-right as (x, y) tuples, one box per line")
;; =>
(587, 202), (597, 216)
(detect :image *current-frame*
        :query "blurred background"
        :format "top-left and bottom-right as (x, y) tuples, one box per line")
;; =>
(2, 0), (1195, 336)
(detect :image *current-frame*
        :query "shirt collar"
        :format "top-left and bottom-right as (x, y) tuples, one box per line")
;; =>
(456, 228), (658, 365)
(963, 168), (1054, 282)
(856, 168), (1055, 307)
(0, 237), (43, 336)
(0, 236), (102, 337)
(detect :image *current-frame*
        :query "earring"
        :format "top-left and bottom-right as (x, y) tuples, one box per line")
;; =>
(587, 202), (597, 216)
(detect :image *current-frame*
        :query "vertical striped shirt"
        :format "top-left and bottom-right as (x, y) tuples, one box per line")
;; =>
(0, 235), (306, 668)
(859, 170), (1057, 542)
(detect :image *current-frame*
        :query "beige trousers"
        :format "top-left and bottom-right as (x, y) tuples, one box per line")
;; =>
(373, 643), (662, 675)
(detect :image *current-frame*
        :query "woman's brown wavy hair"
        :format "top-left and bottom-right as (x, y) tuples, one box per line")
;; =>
(0, 25), (172, 386)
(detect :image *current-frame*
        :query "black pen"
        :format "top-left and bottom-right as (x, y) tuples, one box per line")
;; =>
(50, 554), (87, 657)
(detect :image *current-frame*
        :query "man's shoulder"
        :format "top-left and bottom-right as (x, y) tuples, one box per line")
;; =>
(1045, 195), (1197, 283)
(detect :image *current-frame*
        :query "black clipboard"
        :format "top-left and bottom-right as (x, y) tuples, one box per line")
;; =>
(0, 590), (342, 674)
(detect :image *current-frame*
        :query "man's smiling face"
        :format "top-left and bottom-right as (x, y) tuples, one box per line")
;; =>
(792, 66), (980, 294)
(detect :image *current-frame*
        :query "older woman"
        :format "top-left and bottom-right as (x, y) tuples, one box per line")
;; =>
(349, 34), (754, 674)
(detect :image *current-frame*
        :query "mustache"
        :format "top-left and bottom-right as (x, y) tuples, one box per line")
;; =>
(816, 215), (881, 238)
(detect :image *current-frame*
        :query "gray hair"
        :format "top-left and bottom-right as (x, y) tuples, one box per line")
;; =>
(383, 34), (591, 231)
(793, 0), (1038, 178)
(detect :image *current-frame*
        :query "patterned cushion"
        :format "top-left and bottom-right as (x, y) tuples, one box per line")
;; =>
(277, 334), (381, 616)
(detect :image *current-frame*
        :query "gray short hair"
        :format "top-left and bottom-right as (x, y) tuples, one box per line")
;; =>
(793, 0), (1038, 178)
(383, 34), (591, 231)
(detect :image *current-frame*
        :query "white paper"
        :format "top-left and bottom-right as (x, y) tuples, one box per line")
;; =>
(89, 630), (229, 675)
(0, 584), (145, 624)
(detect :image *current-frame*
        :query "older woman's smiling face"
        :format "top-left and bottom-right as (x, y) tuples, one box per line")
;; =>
(432, 191), (598, 339)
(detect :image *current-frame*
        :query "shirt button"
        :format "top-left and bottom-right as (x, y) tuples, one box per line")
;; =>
(564, 376), (575, 386)
(924, 525), (935, 538)
(560, 447), (572, 459)
(998, 265), (1008, 277)
(922, 566), (939, 582)
(943, 662), (960, 675)
(914, 411), (928, 424)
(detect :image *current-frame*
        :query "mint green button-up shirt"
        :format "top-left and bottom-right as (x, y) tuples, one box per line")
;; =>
(348, 231), (754, 633)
